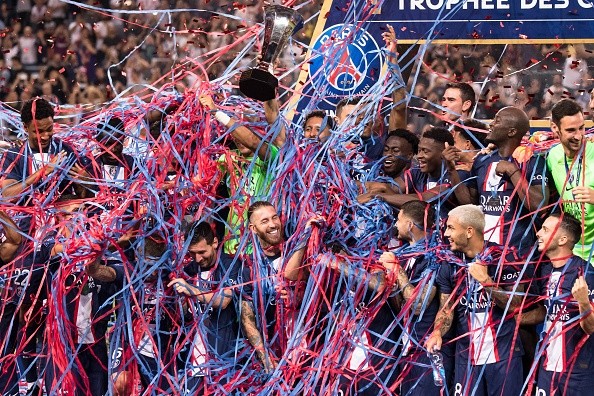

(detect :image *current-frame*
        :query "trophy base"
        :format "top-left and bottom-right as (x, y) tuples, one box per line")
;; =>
(239, 68), (278, 102)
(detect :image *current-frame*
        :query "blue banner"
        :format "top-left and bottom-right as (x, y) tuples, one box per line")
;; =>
(292, 0), (594, 113)
(328, 0), (594, 42)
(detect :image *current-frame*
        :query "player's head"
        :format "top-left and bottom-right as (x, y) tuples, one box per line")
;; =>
(335, 96), (374, 137)
(303, 110), (334, 142)
(143, 237), (167, 260)
(452, 118), (488, 151)
(335, 97), (362, 125)
(54, 193), (83, 218)
(551, 99), (585, 158)
(21, 98), (55, 151)
(97, 117), (126, 160)
(441, 82), (476, 121)
(486, 107), (530, 146)
(417, 127), (454, 175)
(247, 201), (283, 247)
(536, 213), (582, 256)
(383, 129), (419, 178)
(445, 205), (485, 253)
(186, 222), (218, 269)
(396, 200), (435, 242)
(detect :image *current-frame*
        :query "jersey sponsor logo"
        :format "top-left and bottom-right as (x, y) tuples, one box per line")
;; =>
(501, 272), (519, 281)
(460, 289), (494, 311)
(480, 194), (511, 213)
(309, 24), (383, 108)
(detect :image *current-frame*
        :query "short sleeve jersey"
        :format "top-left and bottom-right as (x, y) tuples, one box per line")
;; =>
(396, 241), (454, 355)
(546, 142), (594, 261)
(185, 253), (242, 358)
(470, 151), (548, 256)
(0, 140), (85, 205)
(239, 249), (281, 351)
(437, 243), (525, 365)
(537, 256), (594, 373)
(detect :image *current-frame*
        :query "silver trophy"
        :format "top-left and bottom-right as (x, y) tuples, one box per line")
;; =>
(239, 5), (303, 102)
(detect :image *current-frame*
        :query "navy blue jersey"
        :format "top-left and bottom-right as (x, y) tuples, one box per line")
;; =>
(44, 236), (124, 344)
(87, 153), (137, 194)
(537, 256), (594, 373)
(457, 169), (473, 187)
(8, 237), (57, 306)
(395, 241), (454, 355)
(239, 250), (282, 350)
(346, 293), (400, 385)
(404, 168), (452, 194)
(65, 265), (124, 343)
(470, 152), (547, 256)
(402, 167), (462, 222)
(0, 140), (87, 205)
(136, 268), (176, 360)
(184, 253), (242, 358)
(437, 243), (525, 365)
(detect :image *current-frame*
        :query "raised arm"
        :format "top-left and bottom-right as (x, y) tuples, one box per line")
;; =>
(283, 216), (323, 281)
(383, 25), (407, 131)
(264, 98), (286, 147)
(572, 276), (594, 335)
(199, 94), (273, 161)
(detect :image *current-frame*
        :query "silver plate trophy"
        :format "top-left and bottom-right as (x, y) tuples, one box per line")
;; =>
(239, 5), (303, 102)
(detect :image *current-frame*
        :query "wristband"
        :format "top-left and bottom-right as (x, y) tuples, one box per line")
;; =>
(509, 169), (520, 178)
(215, 111), (231, 126)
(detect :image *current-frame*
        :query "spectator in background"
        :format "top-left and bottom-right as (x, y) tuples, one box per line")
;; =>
(30, 0), (49, 26)
(16, 0), (33, 25)
(18, 26), (38, 66)
(543, 74), (566, 111)
(563, 45), (589, 97)
(48, 0), (67, 23)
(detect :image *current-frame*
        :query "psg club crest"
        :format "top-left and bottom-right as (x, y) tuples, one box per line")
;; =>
(309, 24), (383, 108)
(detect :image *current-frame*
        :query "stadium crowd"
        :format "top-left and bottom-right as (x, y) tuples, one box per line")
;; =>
(1, 2), (594, 396)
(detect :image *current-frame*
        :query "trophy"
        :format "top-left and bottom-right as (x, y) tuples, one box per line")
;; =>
(239, 5), (303, 102)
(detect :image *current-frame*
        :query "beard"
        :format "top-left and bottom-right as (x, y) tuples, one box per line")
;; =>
(260, 229), (283, 247)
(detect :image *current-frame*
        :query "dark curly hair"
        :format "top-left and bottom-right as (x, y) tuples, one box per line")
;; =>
(21, 98), (55, 126)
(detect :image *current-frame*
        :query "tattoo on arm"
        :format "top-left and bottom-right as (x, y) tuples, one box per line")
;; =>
(433, 293), (453, 336)
(241, 300), (266, 360)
